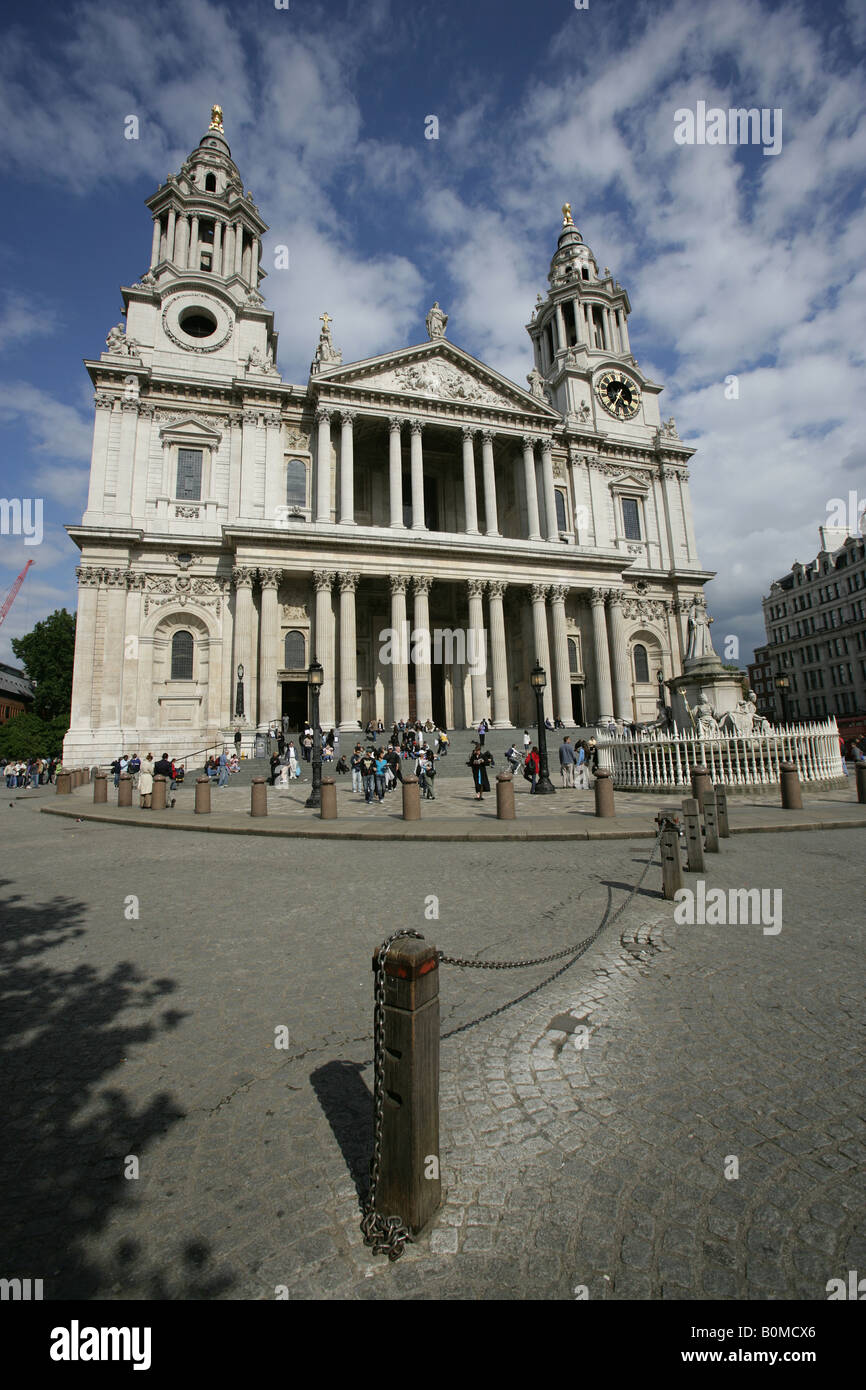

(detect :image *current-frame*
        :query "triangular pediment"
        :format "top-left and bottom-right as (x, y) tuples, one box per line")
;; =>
(314, 339), (559, 417)
(158, 414), (223, 443)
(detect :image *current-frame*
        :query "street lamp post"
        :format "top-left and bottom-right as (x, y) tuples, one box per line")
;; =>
(305, 659), (324, 809)
(774, 672), (790, 725)
(530, 661), (556, 795)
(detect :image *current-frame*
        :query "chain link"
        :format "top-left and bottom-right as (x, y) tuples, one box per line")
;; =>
(438, 828), (663, 971)
(361, 928), (425, 1262)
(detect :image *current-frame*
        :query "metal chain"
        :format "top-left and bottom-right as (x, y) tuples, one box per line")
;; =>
(438, 828), (663, 971)
(360, 928), (425, 1262)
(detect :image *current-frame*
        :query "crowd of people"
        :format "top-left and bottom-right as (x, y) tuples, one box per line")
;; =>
(1, 756), (58, 788)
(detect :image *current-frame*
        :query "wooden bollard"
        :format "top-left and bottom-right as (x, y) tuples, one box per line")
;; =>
(594, 766), (615, 817)
(93, 773), (108, 804)
(402, 775), (421, 821)
(715, 784), (730, 837)
(681, 796), (704, 872)
(496, 772), (516, 820)
(117, 773), (133, 807)
(691, 764), (712, 811)
(657, 812), (684, 900)
(371, 935), (441, 1234)
(251, 775), (268, 817)
(320, 776), (337, 820)
(194, 776), (211, 814)
(704, 789), (720, 852)
(152, 775), (167, 810)
(857, 763), (866, 804)
(780, 761), (803, 810)
(56, 770), (71, 795)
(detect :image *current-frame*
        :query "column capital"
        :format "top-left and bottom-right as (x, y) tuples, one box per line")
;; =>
(540, 436), (554, 456)
(607, 589), (625, 610)
(242, 408), (260, 425)
(315, 405), (332, 424)
(388, 415), (406, 433)
(264, 411), (281, 429)
(487, 580), (508, 600)
(337, 570), (360, 592)
(480, 428), (495, 444)
(389, 574), (409, 595)
(340, 409), (357, 426)
(568, 446), (589, 466)
(313, 569), (335, 592)
(530, 582), (550, 604)
(94, 392), (114, 410)
(258, 567), (283, 589)
(590, 586), (610, 606)
(413, 575), (434, 595)
(461, 425), (476, 443)
(521, 434), (537, 452)
(120, 399), (140, 415)
(548, 583), (569, 604)
(409, 419), (424, 436)
(232, 566), (256, 589)
(467, 577), (486, 599)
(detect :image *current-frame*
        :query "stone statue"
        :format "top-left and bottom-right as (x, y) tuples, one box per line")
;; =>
(425, 302), (448, 339)
(312, 313), (342, 369)
(693, 700), (720, 736)
(105, 322), (126, 352)
(575, 402), (591, 423)
(526, 367), (547, 401)
(685, 594), (716, 663)
(209, 104), (224, 132)
(661, 416), (679, 439)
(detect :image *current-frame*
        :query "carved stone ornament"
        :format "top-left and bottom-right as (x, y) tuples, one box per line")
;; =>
(467, 578), (486, 599)
(530, 583), (550, 603)
(548, 584), (569, 603)
(413, 575), (433, 595)
(590, 587), (610, 605)
(232, 567), (256, 589)
(259, 568), (283, 589)
(487, 580), (507, 600)
(389, 575), (409, 595)
(338, 571), (360, 592)
(313, 570), (335, 592)
(174, 505), (200, 519)
(366, 360), (507, 407)
(285, 427), (310, 450)
(104, 323), (141, 357)
(140, 572), (227, 616)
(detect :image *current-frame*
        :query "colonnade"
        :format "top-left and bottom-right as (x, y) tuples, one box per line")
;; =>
(150, 209), (259, 287)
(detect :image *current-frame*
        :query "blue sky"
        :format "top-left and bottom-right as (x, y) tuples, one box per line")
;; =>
(1, 0), (864, 668)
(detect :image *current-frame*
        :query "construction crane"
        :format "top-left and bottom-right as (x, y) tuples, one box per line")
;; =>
(0, 559), (34, 629)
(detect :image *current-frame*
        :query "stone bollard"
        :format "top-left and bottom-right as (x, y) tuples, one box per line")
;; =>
(371, 934), (441, 1234)
(704, 789), (720, 852)
(402, 775), (421, 821)
(117, 773), (133, 807)
(320, 776), (337, 820)
(56, 770), (71, 795)
(657, 811), (684, 900)
(93, 773), (108, 804)
(194, 776), (211, 814)
(779, 761), (803, 810)
(71, 769), (79, 789)
(857, 763), (866, 805)
(691, 764), (712, 811)
(715, 784), (730, 838)
(496, 773), (516, 820)
(250, 776), (268, 818)
(681, 796), (705, 872)
(152, 776), (167, 811)
(594, 767), (615, 817)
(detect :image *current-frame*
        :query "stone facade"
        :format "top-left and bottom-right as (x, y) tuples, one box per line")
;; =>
(64, 117), (713, 765)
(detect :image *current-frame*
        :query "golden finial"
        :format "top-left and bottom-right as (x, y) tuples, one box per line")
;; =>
(319, 312), (332, 331)
(209, 104), (224, 132)
(562, 203), (574, 226)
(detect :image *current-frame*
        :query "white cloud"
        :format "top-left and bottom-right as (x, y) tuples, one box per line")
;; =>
(0, 382), (92, 465)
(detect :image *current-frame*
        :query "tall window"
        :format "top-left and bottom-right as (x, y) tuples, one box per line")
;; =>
(284, 630), (305, 669)
(171, 630), (194, 680)
(205, 173), (217, 192)
(286, 458), (306, 507)
(555, 490), (567, 532)
(621, 496), (641, 541)
(633, 643), (650, 683)
(568, 638), (580, 674)
(176, 448), (203, 500)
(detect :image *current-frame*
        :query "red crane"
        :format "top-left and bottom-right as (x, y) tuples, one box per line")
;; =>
(0, 559), (34, 629)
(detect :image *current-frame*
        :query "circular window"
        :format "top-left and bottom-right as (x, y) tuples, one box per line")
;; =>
(179, 308), (217, 339)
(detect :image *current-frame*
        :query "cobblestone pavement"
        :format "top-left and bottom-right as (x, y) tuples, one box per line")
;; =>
(1, 786), (863, 1300)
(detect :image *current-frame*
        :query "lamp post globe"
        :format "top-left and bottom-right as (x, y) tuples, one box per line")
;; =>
(305, 659), (324, 809)
(530, 660), (555, 795)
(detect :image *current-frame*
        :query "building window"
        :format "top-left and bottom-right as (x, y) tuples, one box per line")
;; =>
(205, 173), (217, 192)
(568, 637), (580, 674)
(555, 490), (567, 532)
(633, 643), (650, 683)
(284, 630), (305, 669)
(176, 448), (203, 500)
(621, 497), (641, 541)
(286, 458), (307, 507)
(171, 630), (194, 680)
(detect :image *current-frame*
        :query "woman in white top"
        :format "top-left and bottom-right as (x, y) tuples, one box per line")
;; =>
(139, 754), (155, 808)
(288, 741), (299, 780)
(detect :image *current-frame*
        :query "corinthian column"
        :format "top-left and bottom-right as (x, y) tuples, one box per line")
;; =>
(339, 410), (356, 524)
(389, 416), (405, 527)
(548, 584), (574, 727)
(481, 430), (499, 536)
(607, 591), (633, 723)
(313, 570), (336, 727)
(529, 583), (553, 724)
(487, 581), (511, 727)
(461, 427), (479, 535)
(413, 576), (434, 725)
(467, 578), (488, 725)
(315, 406), (332, 523)
(338, 572), (361, 730)
(522, 436), (542, 541)
(390, 576), (410, 722)
(232, 567), (256, 722)
(410, 421), (425, 530)
(540, 439), (559, 542)
(590, 588), (614, 723)
(258, 567), (283, 728)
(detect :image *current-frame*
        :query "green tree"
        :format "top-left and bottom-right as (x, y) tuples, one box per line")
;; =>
(11, 609), (76, 720)
(0, 712), (50, 760)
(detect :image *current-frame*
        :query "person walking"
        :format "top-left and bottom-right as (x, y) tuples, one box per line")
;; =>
(350, 745), (363, 793)
(139, 754), (154, 808)
(524, 745), (540, 793)
(559, 735), (576, 788)
(360, 748), (377, 804)
(575, 740), (590, 789)
(467, 743), (493, 800)
(287, 741), (299, 780)
(477, 718), (487, 747)
(374, 748), (388, 802)
(523, 729), (531, 753)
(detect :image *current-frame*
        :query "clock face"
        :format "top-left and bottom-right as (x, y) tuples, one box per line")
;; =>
(595, 371), (640, 420)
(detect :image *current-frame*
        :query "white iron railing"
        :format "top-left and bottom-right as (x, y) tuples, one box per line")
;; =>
(596, 718), (845, 790)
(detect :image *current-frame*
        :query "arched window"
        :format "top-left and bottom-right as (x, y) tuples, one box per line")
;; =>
(568, 638), (579, 674)
(286, 458), (306, 507)
(204, 173), (217, 192)
(284, 630), (305, 669)
(171, 630), (194, 680)
(555, 490), (567, 532)
(633, 643), (649, 683)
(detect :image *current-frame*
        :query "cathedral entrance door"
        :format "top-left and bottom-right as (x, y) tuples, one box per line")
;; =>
(281, 680), (308, 732)
(571, 683), (584, 724)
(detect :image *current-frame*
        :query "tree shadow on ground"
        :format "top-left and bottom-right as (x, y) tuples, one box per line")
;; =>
(0, 879), (235, 1299)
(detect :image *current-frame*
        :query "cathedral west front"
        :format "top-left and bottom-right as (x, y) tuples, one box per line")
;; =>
(64, 107), (712, 766)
